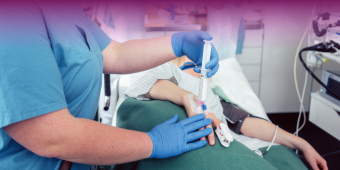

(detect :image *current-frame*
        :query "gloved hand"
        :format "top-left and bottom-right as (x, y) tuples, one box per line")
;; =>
(146, 114), (212, 159)
(171, 31), (219, 77)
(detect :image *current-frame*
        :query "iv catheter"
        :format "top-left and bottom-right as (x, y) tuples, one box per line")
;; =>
(192, 41), (235, 147)
(197, 40), (212, 114)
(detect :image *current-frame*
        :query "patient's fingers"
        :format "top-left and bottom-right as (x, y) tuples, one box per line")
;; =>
(179, 114), (205, 126)
(184, 119), (211, 133)
(307, 155), (323, 170)
(186, 128), (212, 142)
(206, 124), (215, 145)
(207, 114), (222, 128)
(319, 162), (328, 170)
(310, 161), (319, 170)
(317, 156), (328, 170)
(199, 127), (206, 141)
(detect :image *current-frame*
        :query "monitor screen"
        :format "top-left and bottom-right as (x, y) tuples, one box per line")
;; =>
(327, 78), (340, 100)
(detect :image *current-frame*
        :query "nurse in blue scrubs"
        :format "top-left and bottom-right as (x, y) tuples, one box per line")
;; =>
(0, 2), (219, 170)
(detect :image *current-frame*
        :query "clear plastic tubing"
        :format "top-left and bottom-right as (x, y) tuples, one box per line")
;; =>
(198, 40), (212, 106)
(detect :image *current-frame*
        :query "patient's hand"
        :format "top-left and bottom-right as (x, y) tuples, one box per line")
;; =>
(183, 98), (223, 145)
(182, 95), (215, 145)
(197, 112), (223, 146)
(205, 112), (222, 127)
(302, 144), (328, 170)
(194, 113), (218, 146)
(204, 112), (223, 143)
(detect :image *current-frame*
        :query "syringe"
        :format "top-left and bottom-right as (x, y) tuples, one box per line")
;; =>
(197, 40), (212, 113)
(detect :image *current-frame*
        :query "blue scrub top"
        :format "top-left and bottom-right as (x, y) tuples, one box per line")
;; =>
(0, 2), (111, 170)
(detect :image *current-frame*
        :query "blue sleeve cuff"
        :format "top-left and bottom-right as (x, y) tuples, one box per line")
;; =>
(171, 32), (186, 57)
(86, 13), (112, 51)
(146, 131), (156, 158)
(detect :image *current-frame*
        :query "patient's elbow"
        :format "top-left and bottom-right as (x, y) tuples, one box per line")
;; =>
(144, 92), (151, 99)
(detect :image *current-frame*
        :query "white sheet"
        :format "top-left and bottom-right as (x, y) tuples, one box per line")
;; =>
(211, 58), (277, 150)
(210, 58), (269, 121)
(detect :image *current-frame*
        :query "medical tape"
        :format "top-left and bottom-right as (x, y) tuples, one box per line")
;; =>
(187, 94), (209, 114)
(215, 123), (234, 147)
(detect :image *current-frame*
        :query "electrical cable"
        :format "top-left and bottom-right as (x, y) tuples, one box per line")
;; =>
(295, 71), (308, 154)
(261, 125), (279, 155)
(296, 71), (309, 136)
(295, 2), (340, 140)
(312, 12), (340, 37)
(312, 12), (329, 37)
(321, 149), (340, 158)
(293, 27), (308, 136)
(295, 41), (340, 135)
(299, 44), (340, 100)
(293, 2), (317, 135)
(298, 149), (340, 159)
(267, 125), (279, 151)
(307, 68), (316, 110)
(253, 125), (279, 157)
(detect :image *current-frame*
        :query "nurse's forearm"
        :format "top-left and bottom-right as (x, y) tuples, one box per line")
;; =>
(102, 36), (177, 74)
(56, 116), (153, 164)
(3, 108), (153, 165)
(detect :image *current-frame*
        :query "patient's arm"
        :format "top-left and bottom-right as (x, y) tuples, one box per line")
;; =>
(240, 117), (327, 170)
(241, 118), (305, 152)
(208, 113), (328, 170)
(145, 79), (191, 110)
(145, 79), (216, 145)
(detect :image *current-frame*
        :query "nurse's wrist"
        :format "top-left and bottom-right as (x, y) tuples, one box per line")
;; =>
(171, 32), (187, 57)
(144, 132), (155, 158)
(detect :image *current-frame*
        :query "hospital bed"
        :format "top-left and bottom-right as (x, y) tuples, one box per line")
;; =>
(109, 58), (274, 151)
(100, 58), (306, 170)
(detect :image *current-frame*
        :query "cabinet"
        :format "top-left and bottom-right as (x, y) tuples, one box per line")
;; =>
(309, 92), (340, 141)
(237, 28), (264, 97)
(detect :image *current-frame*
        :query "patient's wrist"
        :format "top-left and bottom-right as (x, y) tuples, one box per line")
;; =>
(181, 93), (197, 117)
(180, 93), (192, 106)
(292, 136), (309, 152)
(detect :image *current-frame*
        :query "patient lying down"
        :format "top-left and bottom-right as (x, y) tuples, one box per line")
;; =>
(125, 56), (327, 170)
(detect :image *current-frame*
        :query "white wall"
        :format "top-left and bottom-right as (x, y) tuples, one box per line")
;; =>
(260, 2), (314, 113)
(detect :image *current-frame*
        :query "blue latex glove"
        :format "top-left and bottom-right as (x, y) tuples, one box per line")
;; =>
(171, 31), (219, 77)
(146, 114), (212, 159)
